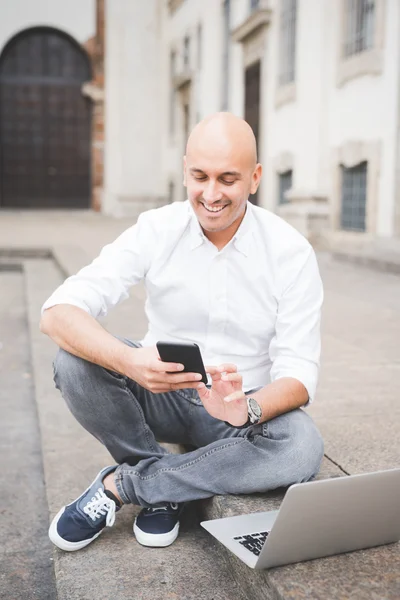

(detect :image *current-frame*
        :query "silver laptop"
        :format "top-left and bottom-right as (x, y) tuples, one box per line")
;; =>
(201, 468), (400, 570)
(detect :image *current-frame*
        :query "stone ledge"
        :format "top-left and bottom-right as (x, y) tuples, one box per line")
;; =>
(232, 7), (272, 44)
(27, 259), (245, 600)
(318, 232), (400, 275)
(337, 48), (383, 87)
(168, 0), (185, 14)
(0, 246), (52, 259)
(276, 191), (330, 243)
(333, 251), (400, 275)
(198, 457), (345, 600)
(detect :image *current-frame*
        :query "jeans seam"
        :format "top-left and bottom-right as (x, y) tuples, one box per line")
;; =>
(176, 389), (201, 405)
(114, 469), (131, 504)
(119, 379), (159, 454)
(119, 438), (245, 481)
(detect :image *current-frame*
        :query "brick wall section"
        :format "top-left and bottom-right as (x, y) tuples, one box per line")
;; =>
(83, 0), (105, 211)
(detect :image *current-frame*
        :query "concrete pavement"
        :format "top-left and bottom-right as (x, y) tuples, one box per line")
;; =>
(0, 209), (399, 599)
(0, 270), (57, 600)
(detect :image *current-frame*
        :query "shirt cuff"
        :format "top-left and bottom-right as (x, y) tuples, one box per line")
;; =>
(41, 292), (94, 317)
(270, 358), (318, 405)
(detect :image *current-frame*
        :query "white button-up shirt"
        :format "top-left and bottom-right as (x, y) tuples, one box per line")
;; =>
(42, 201), (323, 400)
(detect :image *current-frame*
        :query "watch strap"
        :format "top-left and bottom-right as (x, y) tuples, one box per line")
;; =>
(224, 397), (261, 429)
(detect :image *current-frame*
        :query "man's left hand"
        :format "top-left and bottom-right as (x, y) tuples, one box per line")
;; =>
(197, 364), (248, 426)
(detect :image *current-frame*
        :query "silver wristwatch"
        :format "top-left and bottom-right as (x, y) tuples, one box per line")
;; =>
(246, 396), (262, 425)
(224, 396), (262, 428)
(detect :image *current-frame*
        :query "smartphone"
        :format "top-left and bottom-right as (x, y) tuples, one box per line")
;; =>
(156, 341), (208, 385)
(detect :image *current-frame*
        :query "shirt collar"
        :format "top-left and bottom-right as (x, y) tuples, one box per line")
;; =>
(188, 201), (207, 250)
(187, 199), (255, 254)
(232, 202), (254, 256)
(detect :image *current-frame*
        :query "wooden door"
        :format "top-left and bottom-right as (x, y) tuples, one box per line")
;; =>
(245, 61), (261, 205)
(0, 27), (91, 208)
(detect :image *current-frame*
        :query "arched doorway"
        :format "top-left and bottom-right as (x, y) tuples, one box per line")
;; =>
(0, 27), (92, 208)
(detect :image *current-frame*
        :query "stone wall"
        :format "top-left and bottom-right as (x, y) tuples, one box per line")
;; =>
(83, 0), (105, 212)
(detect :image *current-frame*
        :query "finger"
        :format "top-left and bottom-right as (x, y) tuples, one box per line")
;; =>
(205, 365), (219, 374)
(153, 361), (185, 372)
(216, 363), (237, 373)
(224, 391), (246, 403)
(209, 371), (223, 382)
(165, 372), (204, 384)
(150, 373), (204, 389)
(221, 372), (242, 383)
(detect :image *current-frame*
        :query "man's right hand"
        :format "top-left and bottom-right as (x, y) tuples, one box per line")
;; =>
(125, 346), (204, 393)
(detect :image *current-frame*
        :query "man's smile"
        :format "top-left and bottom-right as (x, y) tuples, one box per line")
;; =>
(201, 202), (229, 214)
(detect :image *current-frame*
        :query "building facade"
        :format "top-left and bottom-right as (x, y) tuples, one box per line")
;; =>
(1, 0), (400, 242)
(104, 0), (400, 240)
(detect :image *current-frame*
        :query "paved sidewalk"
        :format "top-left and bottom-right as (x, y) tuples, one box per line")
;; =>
(1, 209), (399, 599)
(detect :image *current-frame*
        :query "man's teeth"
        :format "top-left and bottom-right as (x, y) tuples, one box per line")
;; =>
(203, 204), (225, 212)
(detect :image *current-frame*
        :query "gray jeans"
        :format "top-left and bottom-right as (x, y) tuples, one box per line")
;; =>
(53, 339), (324, 508)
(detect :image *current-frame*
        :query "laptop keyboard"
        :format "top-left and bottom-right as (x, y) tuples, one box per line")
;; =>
(233, 531), (270, 556)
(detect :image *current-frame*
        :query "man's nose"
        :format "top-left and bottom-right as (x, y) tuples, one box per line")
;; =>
(202, 181), (223, 203)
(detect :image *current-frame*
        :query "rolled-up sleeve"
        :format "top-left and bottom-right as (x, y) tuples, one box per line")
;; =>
(41, 212), (154, 318)
(269, 248), (323, 403)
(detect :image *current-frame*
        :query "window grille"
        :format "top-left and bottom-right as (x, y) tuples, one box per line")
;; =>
(341, 162), (367, 231)
(343, 0), (375, 57)
(183, 36), (190, 68)
(278, 170), (293, 205)
(279, 0), (297, 86)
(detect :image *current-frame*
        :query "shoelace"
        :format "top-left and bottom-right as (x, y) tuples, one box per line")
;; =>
(83, 488), (116, 527)
(147, 502), (179, 514)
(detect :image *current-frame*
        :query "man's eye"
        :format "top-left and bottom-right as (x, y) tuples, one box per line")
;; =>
(194, 176), (207, 181)
(221, 180), (235, 186)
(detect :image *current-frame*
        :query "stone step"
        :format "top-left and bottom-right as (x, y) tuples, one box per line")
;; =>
(0, 267), (57, 600)
(24, 257), (246, 600)
(25, 248), (400, 600)
(198, 459), (346, 600)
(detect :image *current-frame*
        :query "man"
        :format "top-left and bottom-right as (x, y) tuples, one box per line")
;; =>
(41, 112), (324, 552)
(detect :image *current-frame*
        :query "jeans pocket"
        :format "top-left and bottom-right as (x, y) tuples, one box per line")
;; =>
(176, 388), (202, 406)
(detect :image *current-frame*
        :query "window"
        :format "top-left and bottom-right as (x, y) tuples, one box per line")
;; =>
(250, 0), (260, 10)
(278, 170), (292, 205)
(343, 0), (375, 57)
(341, 162), (367, 231)
(183, 35), (190, 68)
(279, 0), (297, 86)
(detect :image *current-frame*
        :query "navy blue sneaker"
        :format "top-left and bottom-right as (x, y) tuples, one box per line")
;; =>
(49, 466), (120, 551)
(134, 503), (182, 547)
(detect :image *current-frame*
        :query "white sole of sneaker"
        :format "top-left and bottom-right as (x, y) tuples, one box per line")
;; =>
(133, 519), (180, 547)
(49, 507), (104, 552)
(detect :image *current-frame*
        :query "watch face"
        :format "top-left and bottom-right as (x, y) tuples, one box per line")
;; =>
(248, 397), (262, 419)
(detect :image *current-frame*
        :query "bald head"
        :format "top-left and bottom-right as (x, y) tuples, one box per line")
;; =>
(186, 112), (257, 169)
(184, 113), (262, 244)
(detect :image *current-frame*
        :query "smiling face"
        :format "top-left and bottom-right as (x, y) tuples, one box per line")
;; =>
(183, 113), (262, 247)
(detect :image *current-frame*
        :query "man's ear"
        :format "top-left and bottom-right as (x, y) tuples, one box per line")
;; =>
(250, 163), (262, 195)
(183, 156), (187, 187)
